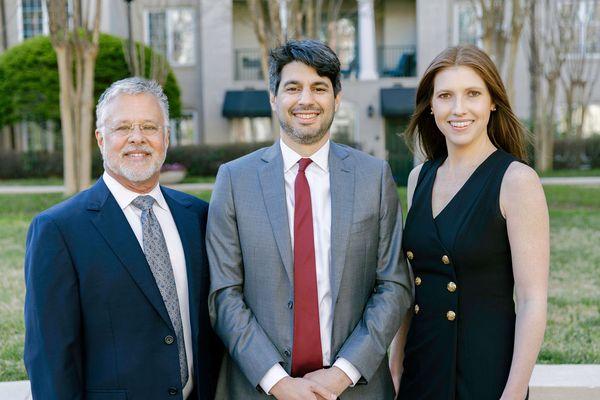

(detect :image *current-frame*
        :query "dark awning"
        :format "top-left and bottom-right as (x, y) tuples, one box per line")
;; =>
(222, 89), (271, 118)
(380, 87), (416, 117)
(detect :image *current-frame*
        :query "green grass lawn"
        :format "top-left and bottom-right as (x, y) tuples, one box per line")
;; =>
(540, 168), (600, 177)
(0, 185), (597, 381)
(0, 178), (63, 186)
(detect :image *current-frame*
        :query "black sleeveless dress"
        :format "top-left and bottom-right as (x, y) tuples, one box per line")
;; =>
(397, 149), (526, 400)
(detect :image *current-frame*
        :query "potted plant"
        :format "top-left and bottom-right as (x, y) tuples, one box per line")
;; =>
(160, 162), (187, 184)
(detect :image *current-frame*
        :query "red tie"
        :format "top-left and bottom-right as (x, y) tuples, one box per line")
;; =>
(291, 158), (323, 377)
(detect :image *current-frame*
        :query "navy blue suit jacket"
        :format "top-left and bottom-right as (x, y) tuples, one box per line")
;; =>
(24, 178), (221, 400)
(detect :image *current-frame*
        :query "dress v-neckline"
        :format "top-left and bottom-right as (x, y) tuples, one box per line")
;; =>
(430, 149), (499, 221)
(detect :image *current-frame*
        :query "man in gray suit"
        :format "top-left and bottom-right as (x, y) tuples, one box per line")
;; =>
(207, 40), (412, 399)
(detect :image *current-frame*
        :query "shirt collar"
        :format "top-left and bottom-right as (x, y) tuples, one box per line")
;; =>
(279, 139), (330, 173)
(102, 171), (168, 211)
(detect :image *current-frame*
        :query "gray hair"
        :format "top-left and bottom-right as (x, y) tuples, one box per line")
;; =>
(96, 77), (170, 131)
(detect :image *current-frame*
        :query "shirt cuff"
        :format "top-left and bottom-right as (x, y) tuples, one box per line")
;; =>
(333, 358), (362, 387)
(259, 363), (289, 395)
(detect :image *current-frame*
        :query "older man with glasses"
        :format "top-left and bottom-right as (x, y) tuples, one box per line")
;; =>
(23, 77), (221, 400)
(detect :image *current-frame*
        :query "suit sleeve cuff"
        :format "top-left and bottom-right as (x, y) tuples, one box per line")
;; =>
(333, 357), (362, 387)
(259, 363), (289, 395)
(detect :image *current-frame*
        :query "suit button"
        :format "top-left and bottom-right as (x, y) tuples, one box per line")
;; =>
(415, 276), (422, 286)
(168, 387), (178, 395)
(446, 310), (456, 321)
(287, 300), (293, 309)
(447, 281), (457, 292)
(164, 335), (175, 345)
(406, 250), (414, 260)
(441, 255), (450, 265)
(284, 348), (291, 357)
(414, 304), (420, 315)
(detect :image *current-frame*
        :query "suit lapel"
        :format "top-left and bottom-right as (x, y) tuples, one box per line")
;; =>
(88, 179), (172, 328)
(162, 189), (203, 346)
(258, 141), (294, 285)
(329, 142), (355, 306)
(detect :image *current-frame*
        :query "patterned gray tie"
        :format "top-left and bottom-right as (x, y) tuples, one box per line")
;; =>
(131, 195), (189, 387)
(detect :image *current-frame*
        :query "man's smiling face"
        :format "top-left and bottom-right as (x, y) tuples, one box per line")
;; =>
(271, 61), (340, 145)
(96, 93), (169, 188)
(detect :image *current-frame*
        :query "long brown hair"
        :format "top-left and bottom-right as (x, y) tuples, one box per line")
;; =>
(405, 45), (528, 161)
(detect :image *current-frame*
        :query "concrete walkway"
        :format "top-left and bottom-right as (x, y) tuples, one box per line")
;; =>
(2, 364), (599, 399)
(0, 176), (598, 195)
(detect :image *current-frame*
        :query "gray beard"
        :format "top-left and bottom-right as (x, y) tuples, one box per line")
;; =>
(102, 143), (166, 183)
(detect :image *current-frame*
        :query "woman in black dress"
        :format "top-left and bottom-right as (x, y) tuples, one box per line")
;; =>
(389, 45), (549, 400)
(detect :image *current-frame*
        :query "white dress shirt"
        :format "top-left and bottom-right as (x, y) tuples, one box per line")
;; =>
(259, 140), (361, 394)
(103, 172), (194, 398)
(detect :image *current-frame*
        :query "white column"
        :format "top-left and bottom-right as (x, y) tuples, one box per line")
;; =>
(357, 0), (378, 80)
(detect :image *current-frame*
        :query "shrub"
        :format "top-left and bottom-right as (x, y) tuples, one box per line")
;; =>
(553, 135), (600, 169)
(0, 34), (181, 128)
(0, 142), (273, 179)
(165, 142), (273, 176)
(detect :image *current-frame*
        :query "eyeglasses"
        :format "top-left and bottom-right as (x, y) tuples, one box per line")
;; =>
(106, 122), (165, 137)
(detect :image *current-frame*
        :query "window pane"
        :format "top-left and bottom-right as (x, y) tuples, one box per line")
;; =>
(168, 9), (195, 65)
(458, 4), (479, 45)
(334, 18), (357, 73)
(584, 1), (600, 54)
(331, 102), (356, 144)
(148, 11), (167, 57)
(172, 112), (196, 146)
(22, 0), (44, 39)
(585, 23), (600, 54)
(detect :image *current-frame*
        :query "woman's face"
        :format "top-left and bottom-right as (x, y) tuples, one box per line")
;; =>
(430, 65), (495, 150)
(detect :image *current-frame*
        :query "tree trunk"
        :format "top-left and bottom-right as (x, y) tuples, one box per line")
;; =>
(304, 0), (314, 37)
(55, 46), (78, 194)
(0, 0), (7, 51)
(505, 0), (526, 105)
(528, 0), (539, 131)
(539, 77), (558, 171)
(78, 50), (98, 190)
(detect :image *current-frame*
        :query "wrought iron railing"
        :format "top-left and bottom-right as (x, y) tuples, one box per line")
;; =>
(378, 45), (417, 77)
(233, 45), (417, 81)
(234, 48), (264, 81)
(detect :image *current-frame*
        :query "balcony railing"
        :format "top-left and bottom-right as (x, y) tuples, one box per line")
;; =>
(233, 45), (417, 81)
(378, 45), (417, 77)
(235, 48), (263, 81)
(336, 45), (417, 78)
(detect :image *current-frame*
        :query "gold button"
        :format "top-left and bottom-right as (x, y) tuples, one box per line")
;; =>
(415, 276), (422, 286)
(441, 255), (450, 265)
(446, 310), (456, 321)
(414, 304), (420, 315)
(407, 251), (414, 260)
(447, 281), (457, 292)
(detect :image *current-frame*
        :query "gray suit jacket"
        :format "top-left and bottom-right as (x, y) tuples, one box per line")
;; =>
(207, 141), (412, 399)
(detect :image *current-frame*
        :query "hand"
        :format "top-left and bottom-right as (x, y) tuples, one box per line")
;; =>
(270, 376), (337, 400)
(304, 367), (352, 398)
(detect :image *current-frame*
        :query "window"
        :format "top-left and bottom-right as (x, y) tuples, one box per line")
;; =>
(19, 0), (48, 41)
(146, 8), (196, 66)
(580, 1), (600, 55)
(147, 12), (167, 57)
(559, 0), (600, 56)
(333, 18), (357, 78)
(170, 111), (198, 146)
(330, 102), (357, 144)
(231, 118), (272, 143)
(453, 1), (481, 46)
